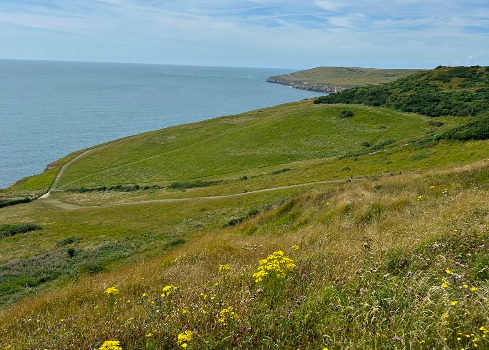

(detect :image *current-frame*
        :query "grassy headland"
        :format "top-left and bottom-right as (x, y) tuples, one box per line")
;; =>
(1, 65), (489, 349)
(267, 67), (424, 93)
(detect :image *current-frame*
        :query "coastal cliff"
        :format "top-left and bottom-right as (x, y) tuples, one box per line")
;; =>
(266, 66), (425, 93)
(266, 76), (349, 93)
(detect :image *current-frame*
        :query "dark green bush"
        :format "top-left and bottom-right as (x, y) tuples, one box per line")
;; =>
(168, 180), (222, 190)
(428, 121), (444, 127)
(0, 197), (32, 209)
(270, 168), (291, 175)
(80, 263), (105, 275)
(338, 110), (354, 118)
(371, 139), (396, 150)
(69, 184), (151, 193)
(0, 223), (42, 239)
(442, 115), (489, 141)
(56, 236), (75, 247)
(67, 248), (76, 258)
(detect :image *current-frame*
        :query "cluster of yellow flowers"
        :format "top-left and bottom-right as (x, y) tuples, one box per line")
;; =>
(104, 287), (120, 295)
(177, 330), (192, 348)
(453, 328), (489, 348)
(292, 245), (300, 250)
(252, 251), (296, 283)
(217, 306), (239, 325)
(218, 264), (232, 274)
(161, 285), (178, 297)
(440, 269), (477, 291)
(99, 340), (122, 350)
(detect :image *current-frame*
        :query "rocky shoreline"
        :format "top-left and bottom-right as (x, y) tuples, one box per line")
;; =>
(266, 76), (351, 93)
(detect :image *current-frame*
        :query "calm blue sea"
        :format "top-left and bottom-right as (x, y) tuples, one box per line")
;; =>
(0, 60), (323, 189)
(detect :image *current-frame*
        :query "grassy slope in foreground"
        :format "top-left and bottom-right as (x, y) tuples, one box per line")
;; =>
(2, 161), (489, 349)
(267, 66), (425, 92)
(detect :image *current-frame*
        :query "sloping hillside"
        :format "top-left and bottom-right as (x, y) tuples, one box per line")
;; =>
(267, 67), (424, 93)
(316, 66), (489, 117)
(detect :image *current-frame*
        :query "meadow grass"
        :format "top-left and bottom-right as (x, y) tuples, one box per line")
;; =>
(0, 187), (305, 306)
(53, 101), (462, 190)
(0, 168), (57, 197)
(1, 161), (489, 349)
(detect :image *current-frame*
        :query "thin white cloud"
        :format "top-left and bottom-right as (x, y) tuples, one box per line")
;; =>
(315, 1), (344, 12)
(0, 0), (488, 68)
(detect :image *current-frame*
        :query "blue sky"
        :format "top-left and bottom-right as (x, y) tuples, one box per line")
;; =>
(0, 0), (488, 69)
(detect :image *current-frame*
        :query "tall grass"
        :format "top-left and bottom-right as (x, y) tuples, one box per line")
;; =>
(1, 161), (489, 349)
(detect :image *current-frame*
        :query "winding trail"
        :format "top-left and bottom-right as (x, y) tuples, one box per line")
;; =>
(41, 178), (363, 210)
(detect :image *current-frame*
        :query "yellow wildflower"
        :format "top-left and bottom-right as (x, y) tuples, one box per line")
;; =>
(104, 287), (120, 295)
(218, 306), (239, 325)
(161, 285), (178, 297)
(292, 245), (300, 250)
(446, 269), (451, 274)
(177, 330), (193, 348)
(451, 301), (458, 306)
(99, 340), (122, 350)
(417, 196), (423, 201)
(442, 282), (448, 288)
(218, 264), (232, 274)
(252, 251), (296, 283)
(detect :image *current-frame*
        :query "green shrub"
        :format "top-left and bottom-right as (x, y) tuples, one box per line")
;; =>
(0, 197), (32, 209)
(270, 168), (291, 175)
(80, 263), (105, 275)
(168, 180), (222, 190)
(442, 115), (489, 141)
(67, 248), (76, 258)
(0, 223), (42, 239)
(428, 120), (444, 127)
(56, 237), (75, 247)
(337, 110), (354, 118)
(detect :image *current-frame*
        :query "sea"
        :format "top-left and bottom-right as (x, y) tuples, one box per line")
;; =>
(0, 60), (323, 189)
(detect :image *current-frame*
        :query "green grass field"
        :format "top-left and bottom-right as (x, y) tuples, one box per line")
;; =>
(46, 101), (463, 190)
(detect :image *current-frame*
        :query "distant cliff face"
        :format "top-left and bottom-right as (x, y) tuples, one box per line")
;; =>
(266, 67), (425, 94)
(266, 76), (349, 93)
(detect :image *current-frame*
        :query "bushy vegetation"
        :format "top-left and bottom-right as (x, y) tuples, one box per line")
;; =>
(442, 114), (489, 140)
(315, 66), (489, 117)
(337, 110), (354, 118)
(0, 223), (42, 239)
(168, 180), (222, 190)
(68, 184), (163, 193)
(0, 197), (32, 209)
